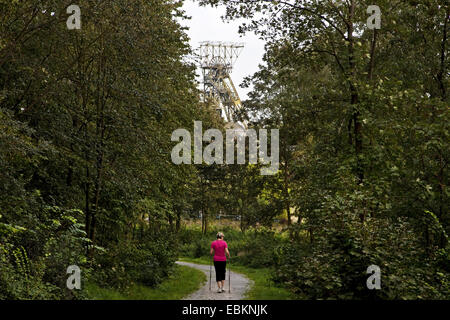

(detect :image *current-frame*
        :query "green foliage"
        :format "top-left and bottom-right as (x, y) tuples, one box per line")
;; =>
(0, 0), (205, 299)
(0, 205), (89, 299)
(179, 225), (286, 268)
(199, 0), (449, 299)
(272, 187), (450, 299)
(0, 243), (60, 300)
(1, 0), (448, 300)
(92, 229), (177, 290)
(85, 264), (206, 300)
(231, 227), (286, 268)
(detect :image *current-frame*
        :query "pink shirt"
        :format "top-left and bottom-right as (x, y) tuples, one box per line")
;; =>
(211, 240), (228, 261)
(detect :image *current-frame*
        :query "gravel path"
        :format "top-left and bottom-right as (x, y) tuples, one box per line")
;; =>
(176, 261), (253, 300)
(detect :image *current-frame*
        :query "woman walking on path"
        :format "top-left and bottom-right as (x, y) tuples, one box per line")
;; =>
(210, 232), (231, 293)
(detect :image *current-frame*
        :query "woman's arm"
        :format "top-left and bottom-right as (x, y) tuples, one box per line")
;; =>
(225, 248), (231, 258)
(210, 248), (214, 256)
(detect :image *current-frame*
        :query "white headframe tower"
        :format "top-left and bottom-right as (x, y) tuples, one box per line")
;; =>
(199, 41), (247, 130)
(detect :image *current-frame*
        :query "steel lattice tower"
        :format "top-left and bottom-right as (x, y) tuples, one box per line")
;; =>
(199, 41), (247, 130)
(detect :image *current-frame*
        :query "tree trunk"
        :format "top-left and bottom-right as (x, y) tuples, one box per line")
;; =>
(437, 9), (448, 101)
(348, 0), (364, 186)
(176, 209), (181, 233)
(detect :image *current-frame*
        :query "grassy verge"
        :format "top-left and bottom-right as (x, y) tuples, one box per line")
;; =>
(179, 257), (296, 300)
(85, 264), (206, 300)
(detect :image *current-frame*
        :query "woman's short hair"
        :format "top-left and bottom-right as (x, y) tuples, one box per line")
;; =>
(216, 232), (224, 239)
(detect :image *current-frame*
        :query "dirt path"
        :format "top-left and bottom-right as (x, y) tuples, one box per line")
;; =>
(176, 261), (253, 300)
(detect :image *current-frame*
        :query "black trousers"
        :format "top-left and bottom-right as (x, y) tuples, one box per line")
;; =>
(214, 260), (227, 282)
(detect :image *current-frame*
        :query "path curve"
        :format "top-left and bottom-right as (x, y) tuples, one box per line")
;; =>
(176, 261), (253, 300)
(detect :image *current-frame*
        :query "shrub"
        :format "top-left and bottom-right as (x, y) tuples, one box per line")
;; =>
(0, 243), (60, 300)
(0, 206), (92, 299)
(92, 228), (177, 289)
(273, 214), (450, 300)
(232, 227), (286, 268)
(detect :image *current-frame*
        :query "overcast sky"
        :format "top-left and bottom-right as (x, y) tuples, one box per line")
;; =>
(181, 0), (266, 100)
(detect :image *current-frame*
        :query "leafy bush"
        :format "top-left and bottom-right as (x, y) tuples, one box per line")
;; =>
(273, 208), (450, 299)
(232, 227), (286, 268)
(0, 243), (60, 300)
(92, 229), (177, 289)
(0, 205), (92, 299)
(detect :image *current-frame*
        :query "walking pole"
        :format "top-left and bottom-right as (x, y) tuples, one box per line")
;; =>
(228, 257), (231, 293)
(209, 257), (212, 291)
